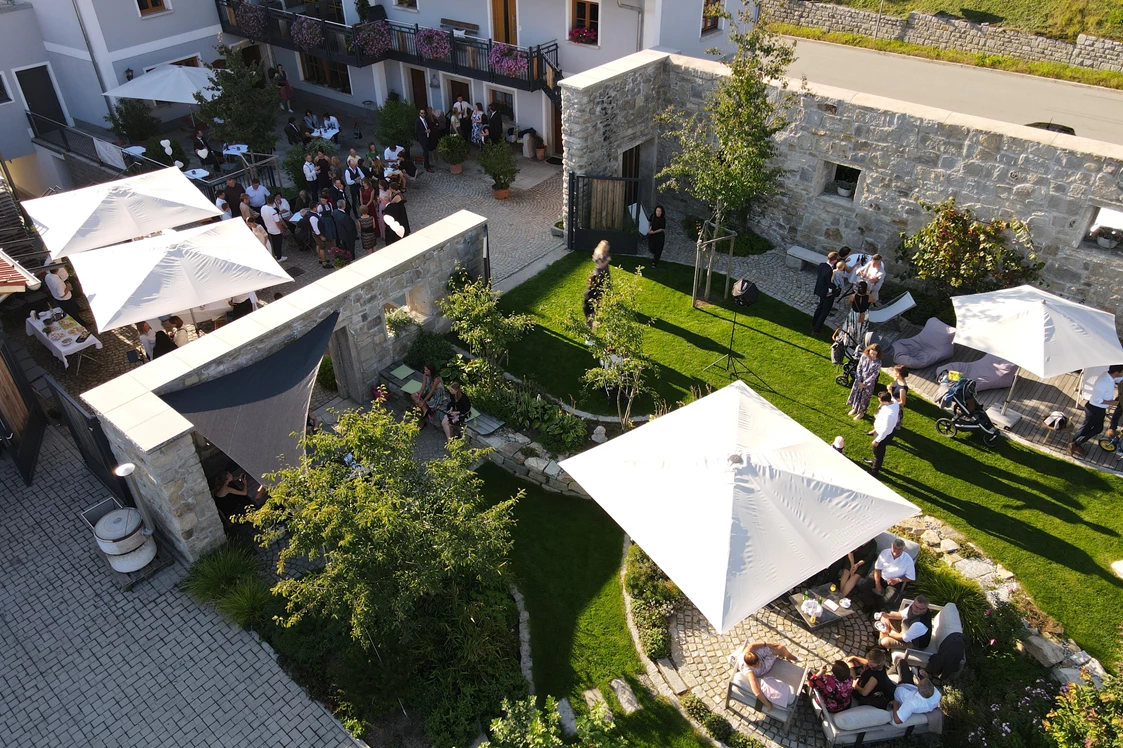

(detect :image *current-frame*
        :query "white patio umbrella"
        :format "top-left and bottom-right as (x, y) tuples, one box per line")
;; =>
(952, 285), (1123, 411)
(103, 64), (216, 105)
(67, 220), (292, 333)
(23, 168), (222, 259)
(559, 381), (920, 634)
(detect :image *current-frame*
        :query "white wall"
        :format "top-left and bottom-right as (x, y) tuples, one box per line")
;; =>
(275, 47), (384, 113)
(6, 147), (72, 197)
(45, 51), (108, 127)
(654, 0), (737, 59)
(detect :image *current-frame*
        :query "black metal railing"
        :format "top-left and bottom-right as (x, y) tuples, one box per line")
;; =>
(216, 0), (563, 96)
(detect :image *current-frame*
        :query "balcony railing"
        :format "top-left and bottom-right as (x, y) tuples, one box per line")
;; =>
(216, 0), (562, 100)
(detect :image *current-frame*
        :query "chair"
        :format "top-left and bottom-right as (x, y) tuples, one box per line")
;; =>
(890, 602), (964, 674)
(863, 532), (920, 607)
(811, 675), (943, 745)
(889, 317), (956, 369)
(866, 292), (916, 325)
(725, 649), (808, 733)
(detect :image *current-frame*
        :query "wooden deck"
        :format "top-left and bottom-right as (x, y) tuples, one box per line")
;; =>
(875, 319), (1123, 476)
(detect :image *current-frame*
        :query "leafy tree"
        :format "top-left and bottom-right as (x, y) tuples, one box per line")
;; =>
(439, 278), (534, 367)
(481, 696), (627, 748)
(281, 137), (336, 188)
(105, 98), (160, 144)
(194, 44), (278, 153)
(243, 405), (524, 745)
(565, 268), (654, 428)
(657, 0), (796, 303)
(376, 96), (416, 149)
(894, 197), (1043, 296)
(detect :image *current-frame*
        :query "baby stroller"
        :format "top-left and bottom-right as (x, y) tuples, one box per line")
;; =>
(831, 327), (872, 387)
(935, 372), (1001, 446)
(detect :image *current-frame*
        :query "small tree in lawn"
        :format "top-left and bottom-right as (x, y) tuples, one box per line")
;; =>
(657, 0), (796, 305)
(566, 268), (654, 428)
(194, 44), (278, 154)
(439, 278), (535, 368)
(895, 197), (1042, 297)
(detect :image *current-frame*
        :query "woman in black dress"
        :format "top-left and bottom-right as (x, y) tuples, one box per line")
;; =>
(583, 241), (612, 328)
(382, 186), (411, 246)
(647, 205), (666, 265)
(890, 365), (909, 426)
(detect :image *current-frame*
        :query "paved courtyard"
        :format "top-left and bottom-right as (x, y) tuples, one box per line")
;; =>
(0, 425), (357, 748)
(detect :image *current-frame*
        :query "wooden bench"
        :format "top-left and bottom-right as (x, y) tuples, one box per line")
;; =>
(785, 244), (827, 271)
(379, 361), (505, 436)
(440, 18), (481, 36)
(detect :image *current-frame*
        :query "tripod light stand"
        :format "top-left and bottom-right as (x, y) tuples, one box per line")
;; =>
(703, 278), (760, 381)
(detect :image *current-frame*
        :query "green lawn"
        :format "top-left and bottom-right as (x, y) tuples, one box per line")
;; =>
(500, 254), (1123, 666)
(480, 464), (709, 747)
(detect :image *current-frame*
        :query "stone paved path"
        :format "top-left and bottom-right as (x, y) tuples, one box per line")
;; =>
(0, 426), (357, 748)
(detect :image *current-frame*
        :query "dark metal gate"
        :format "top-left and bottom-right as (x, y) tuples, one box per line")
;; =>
(45, 376), (133, 504)
(568, 173), (640, 255)
(0, 338), (46, 485)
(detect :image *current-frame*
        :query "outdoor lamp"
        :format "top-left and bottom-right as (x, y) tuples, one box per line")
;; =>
(114, 463), (136, 477)
(125, 68), (134, 81)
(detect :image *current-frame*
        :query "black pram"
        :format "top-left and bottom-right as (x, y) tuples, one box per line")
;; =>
(935, 373), (1001, 446)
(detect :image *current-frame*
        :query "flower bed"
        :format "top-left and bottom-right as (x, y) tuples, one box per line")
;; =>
(290, 15), (323, 52)
(415, 27), (451, 59)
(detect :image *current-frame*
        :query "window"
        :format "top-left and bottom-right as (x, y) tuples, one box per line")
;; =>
(395, 0), (418, 7)
(573, 0), (599, 34)
(702, 0), (722, 34)
(489, 87), (514, 121)
(1086, 206), (1123, 249)
(0, 75), (10, 105)
(300, 53), (352, 94)
(137, 0), (166, 16)
(325, 0), (344, 23)
(822, 162), (861, 200)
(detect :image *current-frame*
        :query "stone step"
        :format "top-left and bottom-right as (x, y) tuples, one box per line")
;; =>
(555, 697), (578, 736)
(582, 688), (613, 722)
(609, 678), (640, 715)
(656, 658), (688, 695)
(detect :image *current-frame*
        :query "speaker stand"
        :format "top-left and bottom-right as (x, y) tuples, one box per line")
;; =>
(702, 309), (765, 387)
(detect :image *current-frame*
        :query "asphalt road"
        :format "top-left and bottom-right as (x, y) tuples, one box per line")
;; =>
(784, 37), (1123, 147)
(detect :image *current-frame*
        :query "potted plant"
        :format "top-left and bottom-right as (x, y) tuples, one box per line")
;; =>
(290, 16), (324, 52)
(415, 27), (452, 59)
(488, 42), (528, 78)
(330, 246), (353, 267)
(353, 20), (391, 59)
(477, 141), (519, 199)
(437, 135), (468, 174)
(235, 2), (268, 40)
(1092, 226), (1123, 249)
(533, 134), (546, 161)
(568, 27), (597, 45)
(836, 182), (855, 198)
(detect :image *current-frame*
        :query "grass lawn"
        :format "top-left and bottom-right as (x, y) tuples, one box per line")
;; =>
(480, 464), (709, 747)
(500, 253), (1123, 666)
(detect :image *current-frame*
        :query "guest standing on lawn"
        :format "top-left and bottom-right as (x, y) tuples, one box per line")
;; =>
(811, 250), (842, 335)
(583, 241), (612, 328)
(890, 365), (909, 427)
(847, 343), (883, 420)
(866, 391), (900, 476)
(647, 205), (666, 266)
(1069, 364), (1123, 458)
(847, 280), (872, 344)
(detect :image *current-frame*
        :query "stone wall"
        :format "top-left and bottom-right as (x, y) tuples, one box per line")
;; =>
(762, 0), (1123, 73)
(469, 426), (591, 499)
(561, 50), (1123, 330)
(82, 212), (487, 561)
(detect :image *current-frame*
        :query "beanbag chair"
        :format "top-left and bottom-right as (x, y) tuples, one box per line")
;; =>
(891, 317), (955, 369)
(940, 353), (1018, 392)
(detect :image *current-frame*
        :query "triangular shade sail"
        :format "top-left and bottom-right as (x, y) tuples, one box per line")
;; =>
(103, 64), (216, 105)
(952, 286), (1123, 379)
(23, 168), (222, 259)
(68, 220), (292, 333)
(160, 312), (340, 485)
(560, 381), (920, 634)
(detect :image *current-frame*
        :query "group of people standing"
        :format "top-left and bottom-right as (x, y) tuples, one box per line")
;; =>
(811, 248), (887, 339)
(413, 97), (506, 170)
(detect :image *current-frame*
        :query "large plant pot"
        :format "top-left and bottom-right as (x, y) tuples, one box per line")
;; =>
(836, 186), (853, 198)
(450, 163), (463, 174)
(1097, 237), (1118, 249)
(535, 147), (546, 161)
(493, 187), (510, 199)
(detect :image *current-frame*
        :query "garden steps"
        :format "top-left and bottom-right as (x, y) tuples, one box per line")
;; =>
(582, 688), (614, 721)
(555, 698), (578, 736)
(609, 678), (641, 714)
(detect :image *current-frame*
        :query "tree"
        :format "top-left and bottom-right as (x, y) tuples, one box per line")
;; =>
(657, 0), (796, 304)
(194, 44), (278, 153)
(439, 278), (535, 368)
(565, 268), (654, 428)
(105, 98), (160, 144)
(376, 95), (416, 149)
(243, 405), (524, 745)
(895, 197), (1043, 297)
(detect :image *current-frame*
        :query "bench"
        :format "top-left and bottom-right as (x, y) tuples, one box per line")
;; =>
(379, 362), (505, 436)
(786, 244), (828, 271)
(440, 17), (481, 36)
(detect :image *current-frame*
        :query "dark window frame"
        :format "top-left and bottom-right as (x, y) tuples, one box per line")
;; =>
(299, 53), (352, 95)
(137, 0), (167, 16)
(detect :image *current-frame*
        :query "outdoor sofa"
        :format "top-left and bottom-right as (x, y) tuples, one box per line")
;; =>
(810, 676), (943, 746)
(725, 653), (809, 733)
(889, 317), (955, 369)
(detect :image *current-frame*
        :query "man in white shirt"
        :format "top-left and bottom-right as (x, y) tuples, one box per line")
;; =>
(889, 666), (941, 725)
(866, 391), (900, 476)
(1070, 364), (1123, 458)
(876, 595), (933, 650)
(343, 161), (365, 218)
(859, 536), (915, 610)
(44, 267), (87, 324)
(259, 196), (288, 262)
(384, 144), (404, 167)
(245, 178), (270, 209)
(302, 153), (318, 194)
(856, 254), (886, 303)
(322, 111), (340, 141)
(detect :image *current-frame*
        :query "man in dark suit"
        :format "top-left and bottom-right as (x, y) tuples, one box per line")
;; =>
(811, 250), (841, 335)
(414, 109), (434, 173)
(193, 128), (217, 169)
(487, 103), (504, 145)
(331, 199), (357, 255)
(283, 117), (303, 146)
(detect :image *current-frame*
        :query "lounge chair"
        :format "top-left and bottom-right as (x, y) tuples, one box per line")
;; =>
(890, 317), (955, 369)
(725, 648), (808, 733)
(938, 354), (1017, 392)
(867, 292), (916, 325)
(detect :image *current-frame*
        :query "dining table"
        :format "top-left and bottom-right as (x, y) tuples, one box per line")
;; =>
(222, 143), (249, 157)
(311, 126), (339, 141)
(184, 168), (210, 180)
(25, 309), (102, 369)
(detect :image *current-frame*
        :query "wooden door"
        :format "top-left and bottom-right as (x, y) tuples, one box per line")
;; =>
(0, 339), (45, 485)
(491, 0), (517, 45)
(409, 68), (429, 111)
(449, 79), (471, 109)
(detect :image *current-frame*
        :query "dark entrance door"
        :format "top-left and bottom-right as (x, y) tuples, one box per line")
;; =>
(449, 79), (470, 110)
(409, 68), (429, 111)
(16, 66), (65, 125)
(552, 104), (563, 156)
(568, 173), (641, 255)
(0, 338), (46, 485)
(45, 376), (133, 504)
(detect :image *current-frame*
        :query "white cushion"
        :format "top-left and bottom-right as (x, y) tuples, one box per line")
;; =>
(833, 706), (893, 731)
(759, 677), (794, 708)
(929, 603), (959, 647)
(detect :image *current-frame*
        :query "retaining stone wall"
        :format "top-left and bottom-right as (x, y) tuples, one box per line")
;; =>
(469, 425), (591, 499)
(762, 0), (1123, 73)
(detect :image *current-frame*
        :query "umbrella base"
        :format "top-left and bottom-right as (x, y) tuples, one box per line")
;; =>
(986, 405), (1021, 429)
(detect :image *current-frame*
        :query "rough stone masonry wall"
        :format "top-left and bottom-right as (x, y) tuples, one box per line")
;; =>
(83, 213), (486, 561)
(652, 53), (1123, 328)
(761, 0), (1123, 73)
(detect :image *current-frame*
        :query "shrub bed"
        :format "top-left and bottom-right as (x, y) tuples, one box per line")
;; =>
(624, 544), (684, 660)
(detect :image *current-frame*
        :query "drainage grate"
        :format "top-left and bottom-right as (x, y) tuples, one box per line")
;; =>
(286, 266), (305, 277)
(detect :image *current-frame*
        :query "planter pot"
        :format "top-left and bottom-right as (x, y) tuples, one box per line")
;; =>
(493, 187), (510, 199)
(836, 186), (853, 198)
(94, 508), (148, 555)
(1097, 237), (1119, 249)
(449, 163), (463, 174)
(535, 147), (546, 161)
(550, 225), (565, 238)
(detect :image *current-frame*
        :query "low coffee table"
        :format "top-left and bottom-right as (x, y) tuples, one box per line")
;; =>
(789, 584), (857, 631)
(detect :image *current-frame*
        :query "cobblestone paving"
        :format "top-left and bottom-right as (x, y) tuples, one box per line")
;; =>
(672, 601), (878, 748)
(0, 426), (357, 748)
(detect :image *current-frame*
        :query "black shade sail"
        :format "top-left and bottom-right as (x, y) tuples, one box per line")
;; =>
(160, 312), (339, 484)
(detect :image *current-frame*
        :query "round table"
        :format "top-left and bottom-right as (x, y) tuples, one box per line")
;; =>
(122, 145), (146, 156)
(223, 143), (249, 157)
(184, 168), (210, 180)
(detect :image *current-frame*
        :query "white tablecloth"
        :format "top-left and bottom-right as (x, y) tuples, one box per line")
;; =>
(25, 309), (102, 368)
(151, 292), (259, 329)
(184, 168), (210, 180)
(311, 127), (339, 141)
(223, 144), (248, 157)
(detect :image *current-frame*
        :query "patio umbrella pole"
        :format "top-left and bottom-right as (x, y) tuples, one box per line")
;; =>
(1001, 368), (1021, 414)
